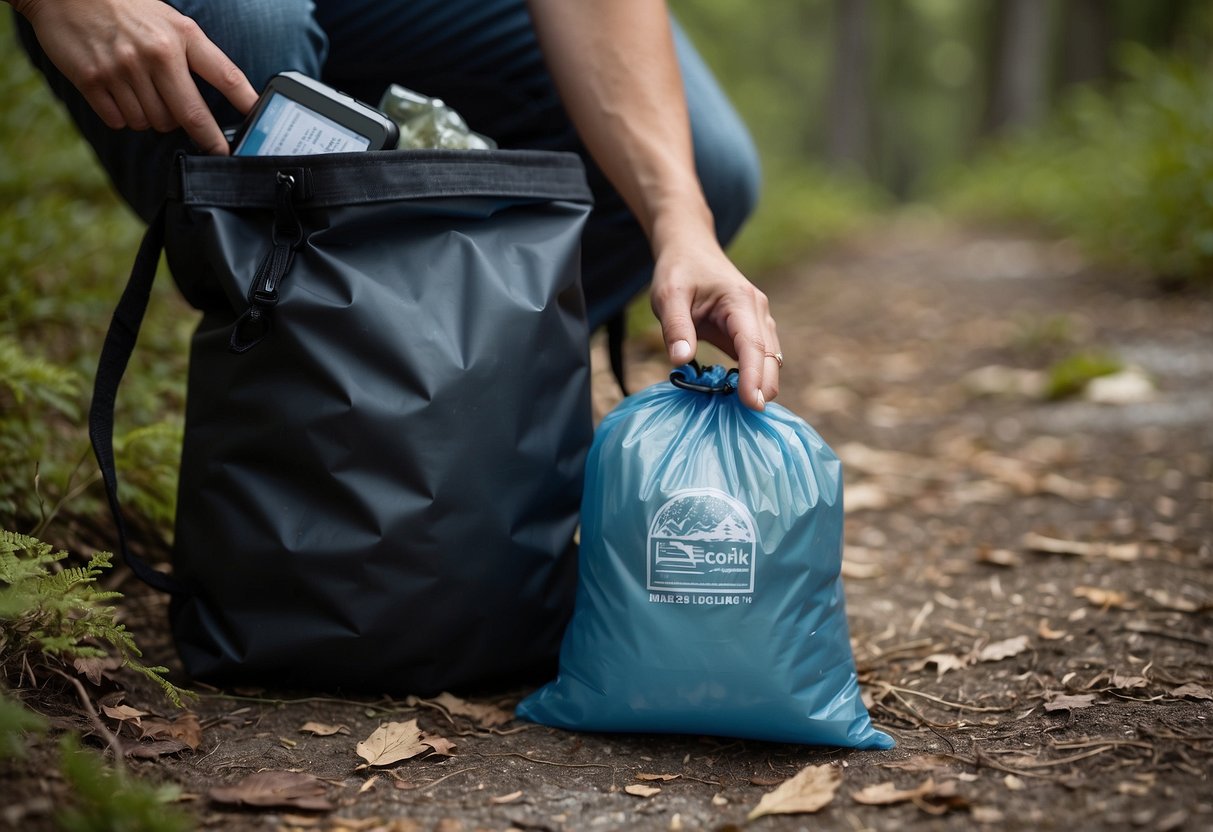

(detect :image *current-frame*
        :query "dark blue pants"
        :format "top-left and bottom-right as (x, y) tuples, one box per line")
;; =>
(18, 0), (760, 327)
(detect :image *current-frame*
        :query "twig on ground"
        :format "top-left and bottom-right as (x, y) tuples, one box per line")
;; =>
(389, 765), (482, 791)
(874, 682), (1017, 713)
(54, 668), (125, 771)
(474, 751), (614, 770)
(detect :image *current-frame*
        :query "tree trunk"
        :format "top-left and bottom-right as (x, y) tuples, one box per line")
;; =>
(1060, 0), (1112, 88)
(826, 0), (870, 171)
(982, 0), (1052, 135)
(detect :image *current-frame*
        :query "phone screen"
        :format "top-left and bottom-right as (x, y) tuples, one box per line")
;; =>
(234, 92), (372, 156)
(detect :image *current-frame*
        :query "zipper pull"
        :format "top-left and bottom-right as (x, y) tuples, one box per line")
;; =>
(230, 170), (305, 354)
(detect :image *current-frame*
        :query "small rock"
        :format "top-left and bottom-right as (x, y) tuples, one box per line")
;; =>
(1084, 367), (1154, 404)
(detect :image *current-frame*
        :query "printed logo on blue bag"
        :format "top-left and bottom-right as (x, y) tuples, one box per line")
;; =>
(647, 488), (757, 601)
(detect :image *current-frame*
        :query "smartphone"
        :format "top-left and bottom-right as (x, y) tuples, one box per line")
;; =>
(231, 71), (399, 156)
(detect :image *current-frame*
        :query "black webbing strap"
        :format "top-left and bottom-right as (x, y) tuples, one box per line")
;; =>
(87, 206), (186, 596)
(606, 313), (628, 396)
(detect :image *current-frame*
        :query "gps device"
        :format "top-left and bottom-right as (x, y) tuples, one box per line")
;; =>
(231, 71), (399, 156)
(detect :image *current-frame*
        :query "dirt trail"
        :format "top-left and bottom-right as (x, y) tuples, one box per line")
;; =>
(10, 220), (1212, 831)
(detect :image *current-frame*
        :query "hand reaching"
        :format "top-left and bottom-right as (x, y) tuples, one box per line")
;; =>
(16, 0), (257, 154)
(650, 238), (781, 412)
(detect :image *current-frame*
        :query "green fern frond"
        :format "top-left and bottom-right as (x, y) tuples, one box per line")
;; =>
(1, 526), (191, 708)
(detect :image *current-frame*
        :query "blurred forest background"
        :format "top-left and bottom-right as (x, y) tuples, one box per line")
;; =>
(2, 0), (1213, 541)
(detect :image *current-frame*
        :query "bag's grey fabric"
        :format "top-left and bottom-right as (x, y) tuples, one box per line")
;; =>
(92, 149), (594, 693)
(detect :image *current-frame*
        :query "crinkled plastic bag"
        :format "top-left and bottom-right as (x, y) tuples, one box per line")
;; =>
(517, 364), (893, 748)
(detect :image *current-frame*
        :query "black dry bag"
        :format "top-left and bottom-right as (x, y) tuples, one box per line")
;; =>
(90, 149), (594, 694)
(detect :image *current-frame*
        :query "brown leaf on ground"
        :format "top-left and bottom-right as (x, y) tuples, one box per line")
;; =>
(977, 635), (1030, 663)
(74, 655), (125, 686)
(841, 560), (885, 579)
(1044, 692), (1097, 712)
(140, 712), (202, 751)
(1037, 619), (1066, 640)
(422, 735), (457, 757)
(746, 764), (841, 820)
(624, 784), (662, 798)
(101, 704), (148, 727)
(426, 692), (513, 729)
(356, 720), (454, 766)
(1023, 533), (1141, 562)
(1108, 674), (1148, 690)
(209, 770), (333, 811)
(1144, 589), (1209, 613)
(1170, 683), (1213, 701)
(637, 773), (681, 782)
(910, 653), (969, 679)
(125, 739), (191, 759)
(1072, 586), (1133, 609)
(976, 547), (1022, 567)
(851, 778), (937, 805)
(300, 721), (350, 736)
(845, 482), (892, 513)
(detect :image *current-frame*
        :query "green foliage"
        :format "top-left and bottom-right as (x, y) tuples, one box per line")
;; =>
(938, 50), (1213, 285)
(0, 690), (47, 759)
(1, 15), (190, 536)
(56, 736), (193, 832)
(0, 529), (185, 706)
(114, 423), (184, 542)
(1045, 351), (1123, 400)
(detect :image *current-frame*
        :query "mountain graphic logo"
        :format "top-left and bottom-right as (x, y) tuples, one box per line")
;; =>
(647, 488), (757, 594)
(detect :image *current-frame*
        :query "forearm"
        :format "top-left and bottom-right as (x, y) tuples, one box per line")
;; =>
(525, 0), (717, 255)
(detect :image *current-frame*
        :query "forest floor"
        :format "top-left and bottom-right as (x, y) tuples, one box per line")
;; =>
(6, 218), (1212, 831)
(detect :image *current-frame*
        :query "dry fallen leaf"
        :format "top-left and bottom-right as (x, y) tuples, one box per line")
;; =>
(1072, 586), (1132, 609)
(1170, 683), (1213, 701)
(624, 784), (661, 798)
(1044, 692), (1097, 712)
(141, 712), (202, 751)
(976, 547), (1022, 568)
(75, 655), (125, 686)
(428, 737), (456, 758)
(102, 704), (148, 727)
(489, 790), (523, 805)
(910, 653), (969, 679)
(851, 778), (937, 806)
(1144, 589), (1208, 614)
(747, 764), (841, 820)
(209, 771), (333, 811)
(845, 482), (892, 513)
(300, 721), (350, 737)
(637, 773), (681, 782)
(972, 806), (1005, 823)
(841, 560), (884, 579)
(977, 635), (1030, 663)
(356, 720), (453, 766)
(1023, 533), (1140, 562)
(426, 692), (513, 729)
(125, 739), (191, 759)
(1037, 619), (1066, 640)
(1109, 673), (1148, 690)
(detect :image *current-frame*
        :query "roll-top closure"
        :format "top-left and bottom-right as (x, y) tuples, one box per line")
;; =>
(171, 149), (592, 207)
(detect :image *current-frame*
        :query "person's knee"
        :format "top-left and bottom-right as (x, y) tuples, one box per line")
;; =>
(694, 120), (762, 247)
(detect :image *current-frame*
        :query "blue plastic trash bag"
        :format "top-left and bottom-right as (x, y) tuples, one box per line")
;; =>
(517, 363), (893, 749)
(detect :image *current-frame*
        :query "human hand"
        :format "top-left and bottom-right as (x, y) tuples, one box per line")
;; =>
(15, 0), (258, 155)
(650, 237), (781, 412)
